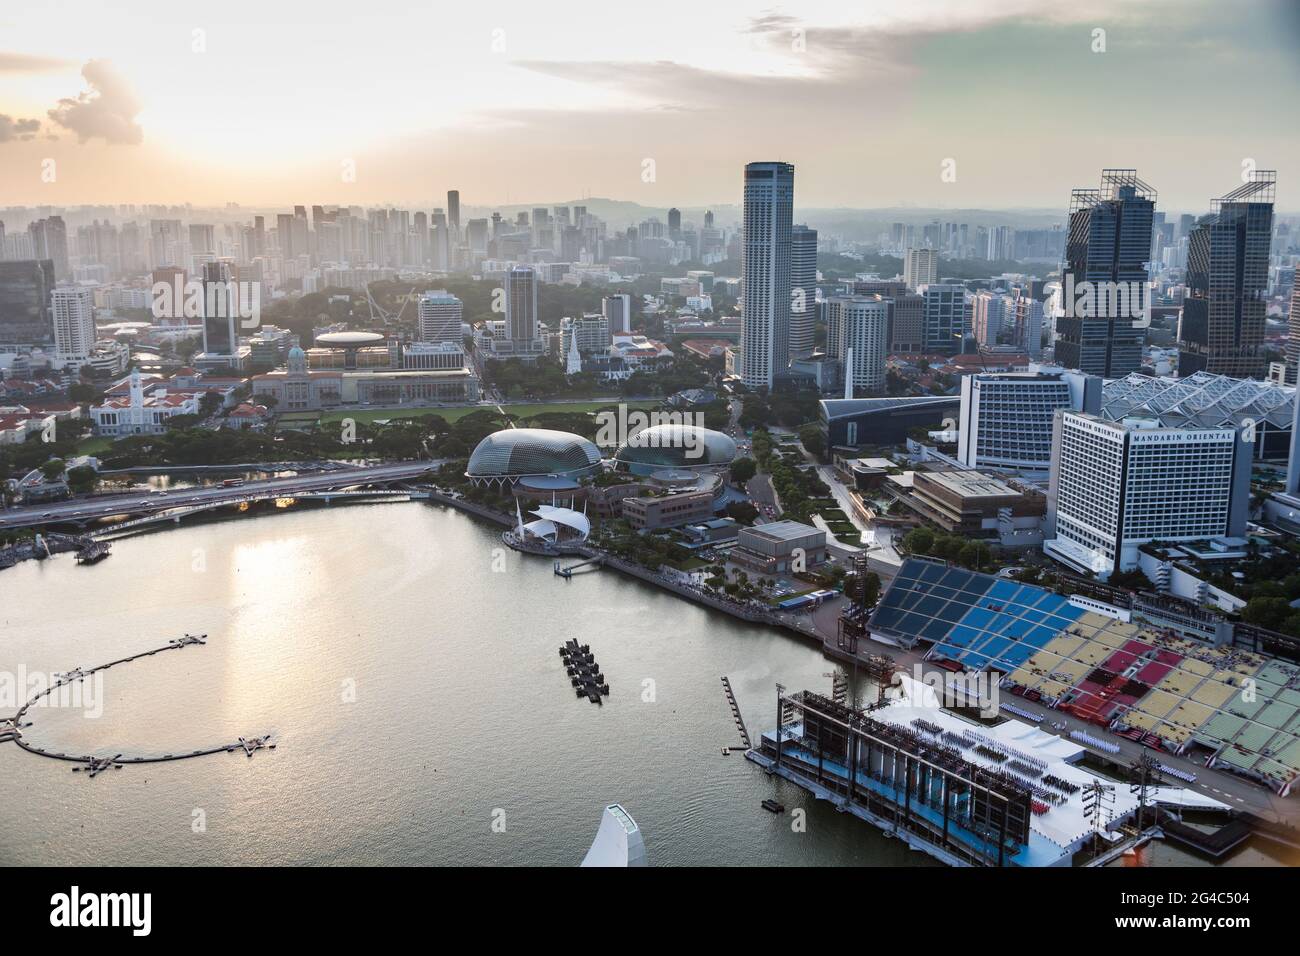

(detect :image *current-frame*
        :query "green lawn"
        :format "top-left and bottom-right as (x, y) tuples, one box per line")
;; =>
(318, 400), (660, 426)
(73, 435), (117, 456)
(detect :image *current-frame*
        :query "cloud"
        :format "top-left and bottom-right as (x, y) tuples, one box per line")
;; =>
(0, 51), (73, 73)
(47, 59), (143, 145)
(0, 114), (40, 142)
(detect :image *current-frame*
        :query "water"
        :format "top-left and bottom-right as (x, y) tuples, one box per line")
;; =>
(0, 502), (926, 866)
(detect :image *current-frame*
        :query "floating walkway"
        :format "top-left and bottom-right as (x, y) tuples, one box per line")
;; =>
(1, 633), (276, 778)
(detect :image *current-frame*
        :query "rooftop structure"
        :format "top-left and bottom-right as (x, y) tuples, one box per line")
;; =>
(613, 423), (737, 473)
(1102, 371), (1295, 463)
(467, 428), (602, 486)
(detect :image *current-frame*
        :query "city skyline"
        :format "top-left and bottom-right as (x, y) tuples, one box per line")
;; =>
(2, 0), (1299, 210)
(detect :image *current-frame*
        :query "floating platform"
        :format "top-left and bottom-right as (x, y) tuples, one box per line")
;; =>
(559, 639), (609, 704)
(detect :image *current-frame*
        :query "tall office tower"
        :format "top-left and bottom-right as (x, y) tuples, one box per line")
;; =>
(957, 369), (1101, 475)
(825, 295), (887, 397)
(704, 210), (714, 229)
(412, 212), (428, 266)
(0, 220), (6, 260)
(789, 224), (818, 359)
(1285, 280), (1300, 385)
(28, 216), (69, 281)
(0, 259), (56, 346)
(1014, 292), (1045, 359)
(739, 161), (794, 388)
(51, 285), (96, 364)
(560, 226), (581, 263)
(1056, 169), (1155, 377)
(1177, 172), (1275, 379)
(603, 293), (632, 334)
(918, 282), (968, 354)
(431, 210), (448, 270)
(986, 226), (1015, 261)
(491, 211), (503, 239)
(189, 224), (216, 256)
(886, 292), (925, 354)
(1044, 411), (1250, 578)
(903, 247), (938, 290)
(444, 189), (460, 236)
(199, 260), (238, 359)
(505, 265), (538, 344)
(467, 219), (489, 254)
(971, 290), (1013, 348)
(252, 216), (266, 258)
(276, 213), (295, 258)
(667, 207), (682, 240)
(417, 290), (464, 345)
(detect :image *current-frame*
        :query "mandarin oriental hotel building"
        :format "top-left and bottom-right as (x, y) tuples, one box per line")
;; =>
(1043, 411), (1250, 578)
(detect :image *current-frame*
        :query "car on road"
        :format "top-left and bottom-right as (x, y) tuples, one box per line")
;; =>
(41, 512), (53, 518)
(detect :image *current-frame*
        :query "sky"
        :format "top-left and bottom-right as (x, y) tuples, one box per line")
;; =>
(1, 0), (1298, 212)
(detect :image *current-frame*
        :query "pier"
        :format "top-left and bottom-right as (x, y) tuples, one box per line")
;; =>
(720, 676), (752, 750)
(554, 556), (604, 578)
(1, 633), (276, 778)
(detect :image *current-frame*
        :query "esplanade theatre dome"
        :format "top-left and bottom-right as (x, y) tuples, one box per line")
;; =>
(466, 428), (602, 485)
(614, 424), (737, 473)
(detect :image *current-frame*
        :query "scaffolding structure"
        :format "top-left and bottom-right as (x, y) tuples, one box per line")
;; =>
(766, 688), (1033, 866)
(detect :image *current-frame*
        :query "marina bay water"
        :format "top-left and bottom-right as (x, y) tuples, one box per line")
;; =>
(0, 502), (1288, 866)
(0, 502), (915, 866)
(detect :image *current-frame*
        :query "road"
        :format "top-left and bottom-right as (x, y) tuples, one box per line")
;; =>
(0, 460), (440, 530)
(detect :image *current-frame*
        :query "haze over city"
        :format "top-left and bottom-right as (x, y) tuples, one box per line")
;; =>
(2, 0), (1299, 210)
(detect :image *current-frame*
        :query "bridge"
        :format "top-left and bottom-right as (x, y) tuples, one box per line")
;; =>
(92, 487), (428, 538)
(0, 460), (444, 532)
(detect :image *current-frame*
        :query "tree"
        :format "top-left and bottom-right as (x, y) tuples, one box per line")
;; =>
(797, 422), (825, 459)
(730, 457), (757, 484)
(66, 465), (98, 495)
(198, 392), (224, 418)
(724, 501), (759, 524)
(902, 526), (934, 555)
(39, 458), (66, 482)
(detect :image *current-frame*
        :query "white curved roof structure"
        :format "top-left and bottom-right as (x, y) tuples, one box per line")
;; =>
(530, 505), (590, 538)
(520, 505), (590, 543)
(580, 804), (647, 867)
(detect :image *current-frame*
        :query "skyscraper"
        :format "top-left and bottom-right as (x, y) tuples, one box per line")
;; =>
(1044, 411), (1250, 577)
(1285, 277), (1300, 386)
(28, 216), (69, 282)
(1177, 172), (1276, 379)
(447, 190), (460, 236)
(51, 286), (96, 365)
(200, 260), (237, 359)
(603, 294), (632, 335)
(789, 224), (818, 359)
(1056, 169), (1155, 377)
(740, 161), (794, 388)
(417, 290), (464, 345)
(903, 247), (938, 290)
(918, 283), (968, 355)
(825, 295), (887, 397)
(667, 207), (681, 240)
(505, 265), (538, 345)
(0, 259), (56, 346)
